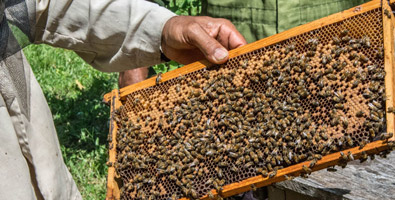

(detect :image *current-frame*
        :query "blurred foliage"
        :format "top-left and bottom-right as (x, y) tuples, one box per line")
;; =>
(157, 0), (201, 15)
(152, 0), (202, 74)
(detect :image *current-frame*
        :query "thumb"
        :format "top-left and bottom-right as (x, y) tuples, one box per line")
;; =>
(187, 23), (229, 64)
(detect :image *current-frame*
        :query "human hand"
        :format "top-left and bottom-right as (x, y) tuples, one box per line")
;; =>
(161, 16), (247, 64)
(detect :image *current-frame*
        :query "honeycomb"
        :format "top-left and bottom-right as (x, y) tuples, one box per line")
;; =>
(112, 7), (394, 200)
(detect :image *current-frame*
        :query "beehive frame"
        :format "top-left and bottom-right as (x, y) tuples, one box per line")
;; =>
(104, 1), (395, 199)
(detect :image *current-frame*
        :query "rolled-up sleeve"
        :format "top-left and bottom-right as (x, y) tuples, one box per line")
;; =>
(34, 0), (176, 72)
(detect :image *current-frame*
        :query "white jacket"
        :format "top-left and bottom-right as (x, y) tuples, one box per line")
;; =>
(0, 0), (175, 199)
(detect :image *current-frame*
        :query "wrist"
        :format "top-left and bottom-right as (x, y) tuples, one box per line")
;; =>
(161, 16), (178, 62)
(159, 45), (171, 62)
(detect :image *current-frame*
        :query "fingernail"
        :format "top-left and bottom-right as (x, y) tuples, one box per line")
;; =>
(214, 48), (228, 62)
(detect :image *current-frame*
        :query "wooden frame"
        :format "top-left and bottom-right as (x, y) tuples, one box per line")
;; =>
(104, 1), (395, 199)
(384, 0), (395, 137)
(106, 90), (122, 200)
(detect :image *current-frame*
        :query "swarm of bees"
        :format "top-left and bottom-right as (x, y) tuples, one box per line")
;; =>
(112, 24), (394, 200)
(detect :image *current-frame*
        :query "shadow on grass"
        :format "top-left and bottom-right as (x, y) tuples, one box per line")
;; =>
(46, 76), (115, 199)
(46, 77), (114, 152)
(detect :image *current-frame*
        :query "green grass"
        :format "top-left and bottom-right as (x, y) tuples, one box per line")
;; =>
(24, 44), (117, 199)
(22, 1), (201, 199)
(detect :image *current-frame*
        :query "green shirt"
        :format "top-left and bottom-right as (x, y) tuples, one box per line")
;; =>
(202, 0), (370, 43)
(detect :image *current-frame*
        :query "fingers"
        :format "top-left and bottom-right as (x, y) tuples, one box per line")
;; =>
(215, 20), (247, 50)
(164, 46), (206, 64)
(186, 22), (229, 64)
(161, 16), (247, 65)
(226, 27), (247, 49)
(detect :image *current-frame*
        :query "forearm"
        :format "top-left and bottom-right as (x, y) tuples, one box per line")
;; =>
(118, 67), (149, 88)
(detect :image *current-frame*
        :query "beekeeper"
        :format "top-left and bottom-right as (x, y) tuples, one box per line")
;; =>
(0, 0), (246, 199)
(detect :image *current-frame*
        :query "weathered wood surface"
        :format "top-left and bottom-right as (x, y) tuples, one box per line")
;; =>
(273, 152), (395, 200)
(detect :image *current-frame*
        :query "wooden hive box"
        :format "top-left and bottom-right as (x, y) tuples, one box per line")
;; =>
(104, 1), (395, 199)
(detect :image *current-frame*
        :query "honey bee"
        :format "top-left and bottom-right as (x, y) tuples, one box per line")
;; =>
(208, 191), (215, 199)
(191, 90), (201, 97)
(362, 36), (371, 47)
(309, 159), (317, 168)
(228, 165), (238, 173)
(326, 74), (337, 81)
(251, 184), (257, 191)
(371, 100), (382, 109)
(341, 69), (353, 82)
(268, 170), (277, 178)
(381, 132), (393, 140)
(369, 128), (376, 138)
(384, 9), (392, 18)
(347, 151), (354, 161)
(333, 36), (341, 44)
(358, 151), (368, 164)
(334, 103), (344, 110)
(340, 29), (349, 36)
(242, 59), (249, 68)
(373, 71), (385, 80)
(191, 80), (200, 88)
(306, 51), (315, 57)
(283, 175), (294, 181)
(218, 161), (228, 168)
(213, 181), (223, 193)
(318, 78), (327, 88)
(359, 54), (369, 63)
(350, 43), (361, 50)
(190, 189), (198, 199)
(322, 55), (333, 65)
(314, 154), (323, 160)
(250, 75), (259, 83)
(351, 78), (360, 88)
(302, 165), (312, 174)
(155, 72), (162, 84)
(376, 47), (384, 58)
(260, 169), (268, 178)
(342, 36), (351, 42)
(330, 117), (340, 127)
(340, 151), (348, 160)
(327, 166), (337, 172)
(356, 110), (364, 118)
(244, 161), (254, 169)
(106, 161), (113, 167)
(345, 136), (353, 147)
(266, 163), (273, 172)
